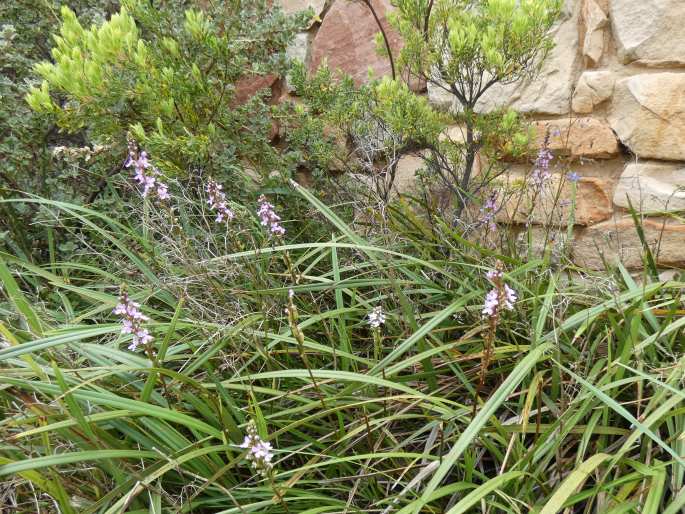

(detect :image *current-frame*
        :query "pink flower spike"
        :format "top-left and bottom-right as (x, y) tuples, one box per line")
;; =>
(257, 195), (285, 236)
(126, 145), (171, 201)
(157, 183), (170, 200)
(486, 270), (502, 282)
(240, 421), (275, 477)
(205, 179), (235, 224)
(114, 293), (154, 351)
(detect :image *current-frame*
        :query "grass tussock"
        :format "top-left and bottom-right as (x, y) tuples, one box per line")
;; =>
(1, 180), (684, 514)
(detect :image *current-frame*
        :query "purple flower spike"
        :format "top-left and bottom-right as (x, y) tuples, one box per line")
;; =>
(205, 179), (235, 223)
(239, 420), (274, 477)
(486, 269), (503, 282)
(113, 293), (153, 351)
(531, 139), (554, 188)
(125, 146), (170, 202)
(257, 195), (285, 237)
(479, 192), (499, 233)
(482, 269), (517, 318)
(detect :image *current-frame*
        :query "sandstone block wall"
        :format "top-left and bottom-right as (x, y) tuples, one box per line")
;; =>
(278, 0), (685, 270)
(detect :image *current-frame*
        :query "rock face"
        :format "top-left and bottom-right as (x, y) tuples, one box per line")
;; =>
(610, 0), (685, 66)
(427, 81), (453, 111)
(534, 118), (619, 159)
(309, 0), (406, 87)
(613, 162), (685, 212)
(286, 32), (310, 91)
(469, 0), (581, 115)
(608, 73), (685, 161)
(499, 175), (613, 226)
(580, 0), (607, 67)
(572, 71), (614, 113)
(393, 154), (425, 195)
(272, 0), (685, 274)
(574, 219), (685, 269)
(233, 74), (280, 106)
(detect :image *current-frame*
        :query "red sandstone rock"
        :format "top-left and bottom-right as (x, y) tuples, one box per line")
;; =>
(309, 0), (423, 90)
(232, 74), (280, 107)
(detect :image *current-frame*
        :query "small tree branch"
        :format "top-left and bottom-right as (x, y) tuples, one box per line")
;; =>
(423, 0), (434, 41)
(361, 0), (396, 81)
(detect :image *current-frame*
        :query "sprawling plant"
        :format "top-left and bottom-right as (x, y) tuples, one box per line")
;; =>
(2, 184), (685, 512)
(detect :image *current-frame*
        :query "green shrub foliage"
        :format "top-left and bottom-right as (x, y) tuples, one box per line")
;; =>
(0, 0), (119, 256)
(27, 0), (309, 179)
(297, 0), (561, 214)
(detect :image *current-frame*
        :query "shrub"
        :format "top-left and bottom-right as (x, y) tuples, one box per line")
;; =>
(298, 0), (561, 219)
(26, 0), (309, 184)
(0, 0), (117, 256)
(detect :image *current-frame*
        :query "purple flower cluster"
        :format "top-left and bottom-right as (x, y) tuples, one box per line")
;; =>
(482, 269), (517, 318)
(113, 293), (153, 351)
(567, 171), (580, 183)
(531, 143), (553, 188)
(479, 193), (498, 232)
(205, 179), (235, 223)
(125, 148), (170, 201)
(257, 195), (285, 237)
(239, 421), (274, 477)
(486, 269), (502, 282)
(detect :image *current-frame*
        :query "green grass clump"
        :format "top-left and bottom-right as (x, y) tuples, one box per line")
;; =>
(1, 184), (684, 514)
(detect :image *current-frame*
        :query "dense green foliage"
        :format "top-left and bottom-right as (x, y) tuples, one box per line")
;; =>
(5, 0), (332, 261)
(1, 1), (685, 513)
(26, 0), (308, 177)
(0, 0), (118, 256)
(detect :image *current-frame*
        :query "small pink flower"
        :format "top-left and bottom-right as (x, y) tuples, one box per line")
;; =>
(482, 270), (517, 318)
(479, 193), (498, 233)
(367, 306), (386, 329)
(157, 183), (170, 200)
(239, 421), (274, 476)
(482, 289), (500, 317)
(503, 284), (517, 309)
(486, 270), (502, 282)
(531, 138), (554, 188)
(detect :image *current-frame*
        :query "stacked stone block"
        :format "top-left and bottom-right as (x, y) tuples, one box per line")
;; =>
(278, 0), (685, 270)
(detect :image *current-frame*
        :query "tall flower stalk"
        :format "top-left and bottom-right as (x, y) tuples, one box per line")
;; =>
(125, 141), (170, 201)
(368, 305), (387, 414)
(257, 194), (299, 284)
(257, 195), (285, 237)
(239, 420), (288, 510)
(239, 420), (274, 477)
(286, 289), (325, 409)
(531, 134), (553, 189)
(368, 305), (385, 362)
(113, 292), (153, 351)
(205, 179), (235, 223)
(475, 263), (517, 412)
